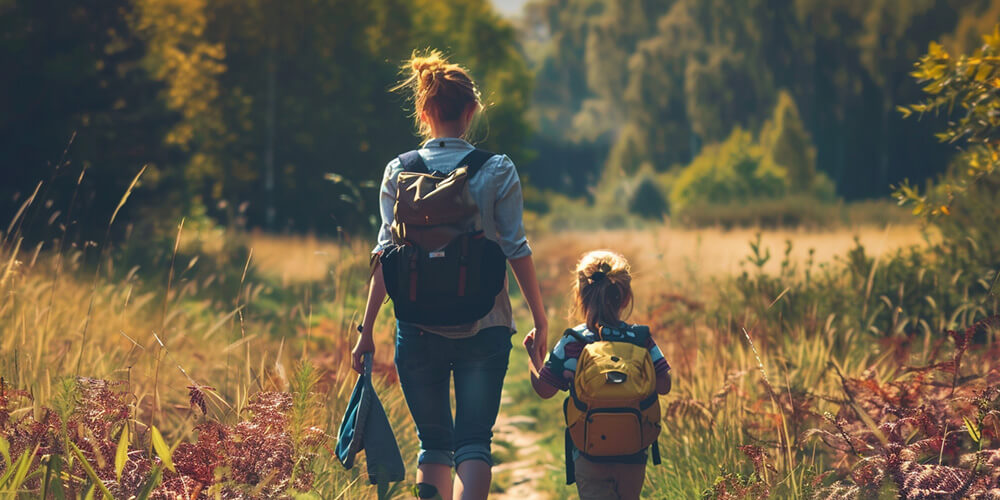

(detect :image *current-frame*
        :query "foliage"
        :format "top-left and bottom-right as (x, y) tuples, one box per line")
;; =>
(522, 0), (972, 199)
(676, 196), (838, 229)
(0, 377), (329, 498)
(0, 0), (177, 242)
(896, 25), (1000, 219)
(626, 173), (670, 220)
(1, 0), (532, 240)
(761, 91), (823, 194)
(670, 129), (787, 212)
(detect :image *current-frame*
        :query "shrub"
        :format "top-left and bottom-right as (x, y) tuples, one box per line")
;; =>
(676, 195), (837, 229)
(626, 172), (670, 220)
(0, 377), (329, 498)
(670, 128), (788, 212)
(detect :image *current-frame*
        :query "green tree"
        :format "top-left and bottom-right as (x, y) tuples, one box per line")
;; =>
(0, 0), (176, 242)
(759, 91), (817, 191)
(669, 128), (787, 211)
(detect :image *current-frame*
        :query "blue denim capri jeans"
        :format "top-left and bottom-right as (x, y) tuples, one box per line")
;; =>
(394, 321), (513, 468)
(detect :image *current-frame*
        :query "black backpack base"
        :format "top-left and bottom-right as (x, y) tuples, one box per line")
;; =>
(381, 231), (506, 326)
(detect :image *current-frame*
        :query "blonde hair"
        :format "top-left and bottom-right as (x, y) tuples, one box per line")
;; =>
(572, 250), (634, 333)
(393, 50), (482, 139)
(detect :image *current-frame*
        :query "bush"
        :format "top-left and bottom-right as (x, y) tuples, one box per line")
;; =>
(675, 195), (837, 229)
(670, 128), (788, 211)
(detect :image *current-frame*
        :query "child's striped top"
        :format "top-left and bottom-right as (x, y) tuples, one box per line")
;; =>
(538, 322), (671, 391)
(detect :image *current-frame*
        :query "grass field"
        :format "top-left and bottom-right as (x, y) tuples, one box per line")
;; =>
(3, 219), (999, 499)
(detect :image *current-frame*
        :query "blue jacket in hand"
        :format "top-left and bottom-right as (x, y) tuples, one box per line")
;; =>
(336, 353), (406, 485)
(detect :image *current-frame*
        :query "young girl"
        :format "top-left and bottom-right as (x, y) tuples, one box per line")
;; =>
(524, 250), (671, 500)
(351, 50), (548, 500)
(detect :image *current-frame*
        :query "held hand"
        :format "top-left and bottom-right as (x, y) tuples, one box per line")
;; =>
(522, 329), (536, 356)
(522, 329), (541, 376)
(532, 321), (548, 361)
(351, 333), (375, 374)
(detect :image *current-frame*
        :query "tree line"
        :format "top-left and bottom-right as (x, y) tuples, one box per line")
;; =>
(519, 0), (1000, 201)
(1, 0), (530, 241)
(3, 0), (997, 241)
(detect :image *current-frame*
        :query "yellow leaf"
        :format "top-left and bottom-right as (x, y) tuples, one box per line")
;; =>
(115, 426), (129, 481)
(150, 427), (176, 473)
(964, 416), (982, 444)
(940, 205), (950, 215)
(975, 63), (992, 82)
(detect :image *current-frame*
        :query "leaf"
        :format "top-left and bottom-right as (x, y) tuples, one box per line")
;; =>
(964, 416), (982, 445)
(135, 466), (163, 500)
(0, 435), (9, 469)
(150, 426), (175, 473)
(115, 425), (129, 481)
(68, 441), (113, 499)
(48, 453), (66, 500)
(8, 445), (38, 493)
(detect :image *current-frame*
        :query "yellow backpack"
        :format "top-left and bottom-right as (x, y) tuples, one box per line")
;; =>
(562, 324), (662, 484)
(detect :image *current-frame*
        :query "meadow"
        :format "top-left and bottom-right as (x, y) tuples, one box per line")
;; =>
(7, 207), (998, 499)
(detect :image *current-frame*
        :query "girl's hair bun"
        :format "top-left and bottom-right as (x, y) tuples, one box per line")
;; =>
(573, 250), (634, 332)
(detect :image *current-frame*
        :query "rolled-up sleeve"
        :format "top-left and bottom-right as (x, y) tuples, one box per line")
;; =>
(372, 159), (400, 254)
(492, 155), (532, 259)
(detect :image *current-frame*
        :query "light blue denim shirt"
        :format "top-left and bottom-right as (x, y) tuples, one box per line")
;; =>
(373, 138), (531, 337)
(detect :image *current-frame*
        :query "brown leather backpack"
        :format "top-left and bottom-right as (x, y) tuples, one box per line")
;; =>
(379, 149), (507, 326)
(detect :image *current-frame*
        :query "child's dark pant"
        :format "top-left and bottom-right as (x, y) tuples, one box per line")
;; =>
(574, 455), (646, 500)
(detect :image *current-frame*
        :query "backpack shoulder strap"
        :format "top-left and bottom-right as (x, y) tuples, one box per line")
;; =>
(397, 150), (429, 174)
(625, 324), (651, 345)
(456, 148), (496, 178)
(564, 327), (591, 345)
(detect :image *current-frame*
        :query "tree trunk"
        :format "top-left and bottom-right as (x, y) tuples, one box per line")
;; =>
(265, 47), (276, 230)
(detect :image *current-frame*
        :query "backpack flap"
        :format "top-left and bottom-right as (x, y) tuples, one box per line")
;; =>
(575, 342), (656, 404)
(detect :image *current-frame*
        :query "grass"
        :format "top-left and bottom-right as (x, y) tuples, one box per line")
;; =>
(2, 204), (997, 498)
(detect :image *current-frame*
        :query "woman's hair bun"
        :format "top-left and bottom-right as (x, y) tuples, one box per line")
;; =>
(411, 54), (447, 76)
(393, 49), (481, 139)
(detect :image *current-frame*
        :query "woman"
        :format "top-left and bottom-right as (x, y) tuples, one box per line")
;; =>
(350, 50), (548, 500)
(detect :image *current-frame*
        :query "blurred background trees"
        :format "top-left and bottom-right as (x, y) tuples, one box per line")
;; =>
(1, 0), (998, 240)
(520, 0), (995, 217)
(1, 0), (528, 241)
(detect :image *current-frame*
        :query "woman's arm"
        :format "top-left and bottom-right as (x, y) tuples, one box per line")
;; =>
(351, 261), (387, 373)
(523, 330), (559, 399)
(510, 255), (548, 358)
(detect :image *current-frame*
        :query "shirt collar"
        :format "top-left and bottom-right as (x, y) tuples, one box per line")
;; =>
(422, 137), (474, 150)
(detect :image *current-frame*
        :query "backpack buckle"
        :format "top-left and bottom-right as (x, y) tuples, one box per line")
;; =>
(606, 371), (627, 384)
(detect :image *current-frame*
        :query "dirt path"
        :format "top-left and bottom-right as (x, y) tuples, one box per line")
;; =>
(491, 410), (553, 500)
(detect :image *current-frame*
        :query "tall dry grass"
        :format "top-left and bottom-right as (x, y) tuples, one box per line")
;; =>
(0, 212), (416, 497)
(4, 205), (991, 499)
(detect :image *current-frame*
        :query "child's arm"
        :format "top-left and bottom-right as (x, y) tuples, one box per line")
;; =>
(656, 371), (672, 395)
(523, 330), (559, 399)
(646, 333), (672, 395)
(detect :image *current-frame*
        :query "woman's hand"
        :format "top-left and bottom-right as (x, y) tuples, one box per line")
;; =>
(522, 329), (541, 377)
(351, 332), (375, 374)
(523, 329), (537, 362)
(353, 261), (387, 374)
(531, 319), (548, 361)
